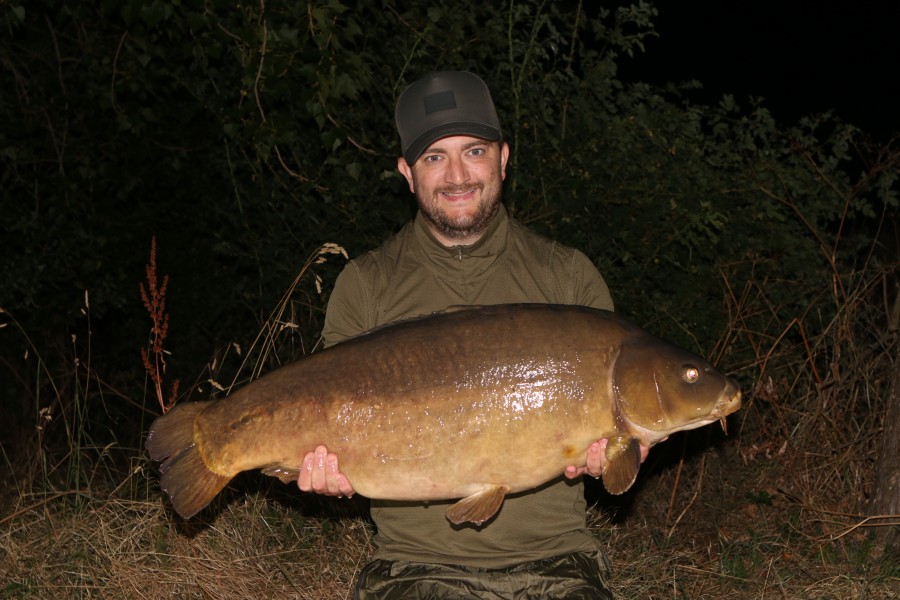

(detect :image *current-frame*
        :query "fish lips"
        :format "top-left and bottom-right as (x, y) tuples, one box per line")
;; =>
(711, 383), (742, 434)
(618, 380), (742, 443)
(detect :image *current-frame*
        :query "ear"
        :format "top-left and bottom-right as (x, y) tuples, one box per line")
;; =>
(397, 157), (415, 193)
(499, 142), (509, 181)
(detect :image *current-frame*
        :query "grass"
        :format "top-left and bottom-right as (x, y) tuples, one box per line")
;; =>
(599, 442), (900, 599)
(1, 245), (897, 599)
(1, 488), (372, 599)
(2, 452), (896, 599)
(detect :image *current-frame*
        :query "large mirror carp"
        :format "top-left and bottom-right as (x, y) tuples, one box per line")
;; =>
(147, 304), (741, 525)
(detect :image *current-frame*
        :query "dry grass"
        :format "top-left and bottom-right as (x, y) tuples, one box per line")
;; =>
(2, 247), (897, 599)
(2, 482), (374, 599)
(593, 441), (899, 599)
(3, 326), (898, 599)
(2, 437), (897, 599)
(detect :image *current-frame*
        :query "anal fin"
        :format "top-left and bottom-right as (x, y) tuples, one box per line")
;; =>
(445, 484), (510, 525)
(601, 437), (642, 495)
(261, 464), (301, 484)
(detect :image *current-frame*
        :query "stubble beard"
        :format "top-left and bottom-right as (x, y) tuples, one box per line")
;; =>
(416, 182), (503, 243)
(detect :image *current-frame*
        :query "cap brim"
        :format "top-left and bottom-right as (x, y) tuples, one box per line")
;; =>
(403, 122), (501, 165)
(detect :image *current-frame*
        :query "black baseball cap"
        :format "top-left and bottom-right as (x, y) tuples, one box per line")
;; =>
(395, 71), (502, 165)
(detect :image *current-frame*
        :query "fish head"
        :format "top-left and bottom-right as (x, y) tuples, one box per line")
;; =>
(611, 337), (741, 444)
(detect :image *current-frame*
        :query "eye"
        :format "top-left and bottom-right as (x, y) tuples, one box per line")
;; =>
(682, 366), (700, 383)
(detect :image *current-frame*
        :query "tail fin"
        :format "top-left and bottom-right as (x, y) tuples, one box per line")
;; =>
(146, 401), (231, 518)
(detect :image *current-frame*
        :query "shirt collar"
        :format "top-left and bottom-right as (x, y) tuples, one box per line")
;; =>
(412, 204), (509, 277)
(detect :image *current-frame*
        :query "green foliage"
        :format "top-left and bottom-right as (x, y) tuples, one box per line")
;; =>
(1, 0), (897, 463)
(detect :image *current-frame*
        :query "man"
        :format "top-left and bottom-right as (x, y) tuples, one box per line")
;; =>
(299, 71), (647, 599)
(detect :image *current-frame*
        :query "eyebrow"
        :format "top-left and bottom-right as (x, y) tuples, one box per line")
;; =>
(423, 140), (490, 155)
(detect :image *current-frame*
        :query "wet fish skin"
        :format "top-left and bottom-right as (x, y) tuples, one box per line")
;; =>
(146, 304), (741, 524)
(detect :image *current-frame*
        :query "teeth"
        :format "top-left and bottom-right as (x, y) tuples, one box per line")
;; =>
(442, 186), (476, 194)
(719, 416), (728, 434)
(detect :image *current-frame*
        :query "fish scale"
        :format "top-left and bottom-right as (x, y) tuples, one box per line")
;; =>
(147, 303), (741, 524)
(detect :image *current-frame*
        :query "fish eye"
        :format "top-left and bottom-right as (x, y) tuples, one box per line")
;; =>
(682, 366), (700, 383)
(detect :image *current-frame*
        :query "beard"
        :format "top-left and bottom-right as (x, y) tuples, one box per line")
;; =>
(416, 181), (503, 243)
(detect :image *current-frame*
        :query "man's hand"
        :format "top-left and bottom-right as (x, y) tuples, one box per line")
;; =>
(564, 438), (654, 480)
(297, 445), (356, 498)
(299, 438), (656, 495)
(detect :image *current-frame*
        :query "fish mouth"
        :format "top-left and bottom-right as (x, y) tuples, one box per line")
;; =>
(711, 386), (742, 434)
(625, 383), (743, 442)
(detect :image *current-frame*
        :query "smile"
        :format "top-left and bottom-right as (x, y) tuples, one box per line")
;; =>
(440, 187), (479, 199)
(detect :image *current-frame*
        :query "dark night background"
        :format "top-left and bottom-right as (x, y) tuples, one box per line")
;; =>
(625, 1), (900, 141)
(0, 0), (895, 412)
(1, 2), (898, 595)
(0, 3), (895, 398)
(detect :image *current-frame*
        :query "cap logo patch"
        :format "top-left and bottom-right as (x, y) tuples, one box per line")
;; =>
(424, 90), (456, 115)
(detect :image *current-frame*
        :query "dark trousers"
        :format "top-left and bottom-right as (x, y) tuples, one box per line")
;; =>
(354, 549), (614, 600)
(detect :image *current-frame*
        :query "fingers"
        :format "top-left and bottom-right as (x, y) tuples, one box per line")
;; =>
(566, 436), (664, 480)
(639, 442), (650, 464)
(297, 445), (355, 498)
(565, 439), (609, 479)
(585, 439), (607, 478)
(298, 451), (313, 491)
(564, 465), (586, 479)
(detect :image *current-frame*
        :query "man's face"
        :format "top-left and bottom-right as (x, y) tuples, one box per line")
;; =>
(398, 135), (509, 246)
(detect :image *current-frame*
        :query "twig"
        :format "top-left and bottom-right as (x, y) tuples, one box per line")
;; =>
(253, 0), (268, 125)
(667, 454), (705, 539)
(779, 489), (891, 519)
(324, 112), (378, 155)
(674, 563), (749, 582)
(227, 243), (347, 392)
(273, 145), (311, 182)
(665, 436), (686, 523)
(759, 317), (822, 387)
(756, 183), (848, 304)
(110, 31), (128, 116)
(830, 515), (900, 541)
(0, 490), (92, 527)
(559, 0), (583, 140)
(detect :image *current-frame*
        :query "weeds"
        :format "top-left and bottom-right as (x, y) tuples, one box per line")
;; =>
(2, 227), (897, 598)
(140, 236), (179, 414)
(231, 242), (347, 389)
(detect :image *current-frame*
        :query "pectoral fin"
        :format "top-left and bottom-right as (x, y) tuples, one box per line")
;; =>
(261, 464), (300, 484)
(445, 484), (511, 525)
(602, 437), (642, 495)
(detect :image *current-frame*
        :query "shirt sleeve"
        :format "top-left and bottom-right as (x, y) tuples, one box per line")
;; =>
(321, 261), (373, 347)
(569, 250), (614, 311)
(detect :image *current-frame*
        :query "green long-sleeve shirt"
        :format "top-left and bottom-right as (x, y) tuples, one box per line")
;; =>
(322, 204), (613, 568)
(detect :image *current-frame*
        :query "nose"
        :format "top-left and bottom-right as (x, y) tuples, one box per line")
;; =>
(444, 155), (468, 184)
